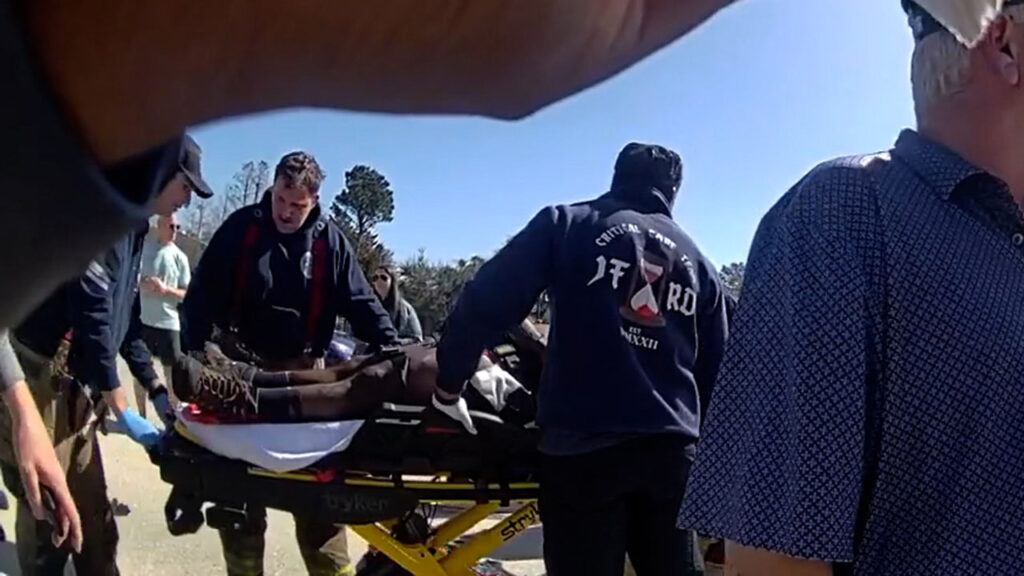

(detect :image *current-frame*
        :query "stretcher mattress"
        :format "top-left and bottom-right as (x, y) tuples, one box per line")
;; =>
(177, 406), (365, 473)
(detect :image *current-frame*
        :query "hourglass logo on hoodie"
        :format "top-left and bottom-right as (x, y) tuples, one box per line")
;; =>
(586, 223), (700, 348)
(621, 252), (668, 327)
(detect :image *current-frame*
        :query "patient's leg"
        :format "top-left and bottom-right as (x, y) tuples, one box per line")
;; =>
(256, 357), (408, 422)
(242, 368), (330, 388)
(215, 356), (388, 390)
(284, 357), (378, 385)
(173, 354), (410, 421)
(203, 340), (375, 387)
(262, 345), (444, 415)
(259, 349), (413, 387)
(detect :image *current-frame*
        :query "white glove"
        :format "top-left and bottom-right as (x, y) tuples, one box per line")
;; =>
(470, 365), (525, 413)
(431, 393), (478, 435)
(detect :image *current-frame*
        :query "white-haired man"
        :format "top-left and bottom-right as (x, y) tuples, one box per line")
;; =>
(679, 1), (1024, 574)
(136, 213), (191, 416)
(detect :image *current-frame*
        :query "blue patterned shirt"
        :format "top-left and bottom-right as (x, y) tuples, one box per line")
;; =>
(678, 129), (1024, 575)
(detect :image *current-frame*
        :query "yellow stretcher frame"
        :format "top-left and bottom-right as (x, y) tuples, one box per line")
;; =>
(172, 420), (542, 576)
(352, 499), (539, 576)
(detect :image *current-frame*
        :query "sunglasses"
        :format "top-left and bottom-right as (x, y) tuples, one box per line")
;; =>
(372, 274), (390, 282)
(168, 224), (181, 231)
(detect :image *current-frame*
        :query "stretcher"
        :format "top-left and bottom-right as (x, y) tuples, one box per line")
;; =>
(152, 402), (542, 576)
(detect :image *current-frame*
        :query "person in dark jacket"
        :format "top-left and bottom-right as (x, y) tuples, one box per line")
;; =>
(371, 266), (423, 343)
(181, 151), (399, 576)
(434, 143), (728, 576)
(1, 136), (213, 576)
(723, 291), (738, 327)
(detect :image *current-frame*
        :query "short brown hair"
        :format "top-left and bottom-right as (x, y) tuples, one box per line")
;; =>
(274, 151), (326, 195)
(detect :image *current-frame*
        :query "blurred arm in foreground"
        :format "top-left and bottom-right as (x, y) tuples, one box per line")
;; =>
(0, 330), (81, 553)
(25, 0), (739, 164)
(0, 0), (738, 328)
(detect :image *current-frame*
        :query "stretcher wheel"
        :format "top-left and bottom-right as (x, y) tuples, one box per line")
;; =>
(394, 512), (429, 545)
(354, 551), (409, 576)
(163, 486), (204, 536)
(354, 512), (429, 576)
(206, 504), (266, 533)
(165, 505), (204, 537)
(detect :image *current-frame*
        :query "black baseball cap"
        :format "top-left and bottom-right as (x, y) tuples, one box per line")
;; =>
(180, 134), (214, 199)
(611, 142), (683, 206)
(903, 0), (1024, 42)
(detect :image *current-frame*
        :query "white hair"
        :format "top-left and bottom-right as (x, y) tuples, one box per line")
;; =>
(911, 5), (1024, 110)
(911, 30), (972, 109)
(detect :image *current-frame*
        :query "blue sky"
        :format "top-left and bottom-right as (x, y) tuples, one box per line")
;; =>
(191, 0), (915, 267)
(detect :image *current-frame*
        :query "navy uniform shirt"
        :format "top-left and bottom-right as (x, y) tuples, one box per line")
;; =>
(15, 229), (159, 393)
(437, 184), (728, 455)
(678, 130), (1024, 574)
(182, 193), (398, 361)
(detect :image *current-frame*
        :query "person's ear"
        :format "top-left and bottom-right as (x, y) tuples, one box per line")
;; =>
(980, 15), (1021, 86)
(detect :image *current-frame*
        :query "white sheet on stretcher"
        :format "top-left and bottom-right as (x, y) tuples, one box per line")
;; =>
(178, 414), (365, 473)
(177, 363), (526, 473)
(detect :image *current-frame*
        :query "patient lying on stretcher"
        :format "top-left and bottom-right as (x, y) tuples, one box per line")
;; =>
(171, 322), (545, 425)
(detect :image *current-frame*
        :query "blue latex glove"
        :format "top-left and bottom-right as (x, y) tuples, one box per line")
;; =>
(151, 388), (174, 428)
(117, 408), (160, 448)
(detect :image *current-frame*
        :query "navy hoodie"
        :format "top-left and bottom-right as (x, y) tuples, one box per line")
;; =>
(437, 172), (728, 453)
(182, 192), (398, 361)
(15, 228), (159, 392)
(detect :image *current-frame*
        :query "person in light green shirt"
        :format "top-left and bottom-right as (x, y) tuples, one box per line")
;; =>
(137, 214), (191, 415)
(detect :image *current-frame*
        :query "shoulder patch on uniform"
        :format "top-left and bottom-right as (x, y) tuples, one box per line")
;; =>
(84, 260), (111, 292)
